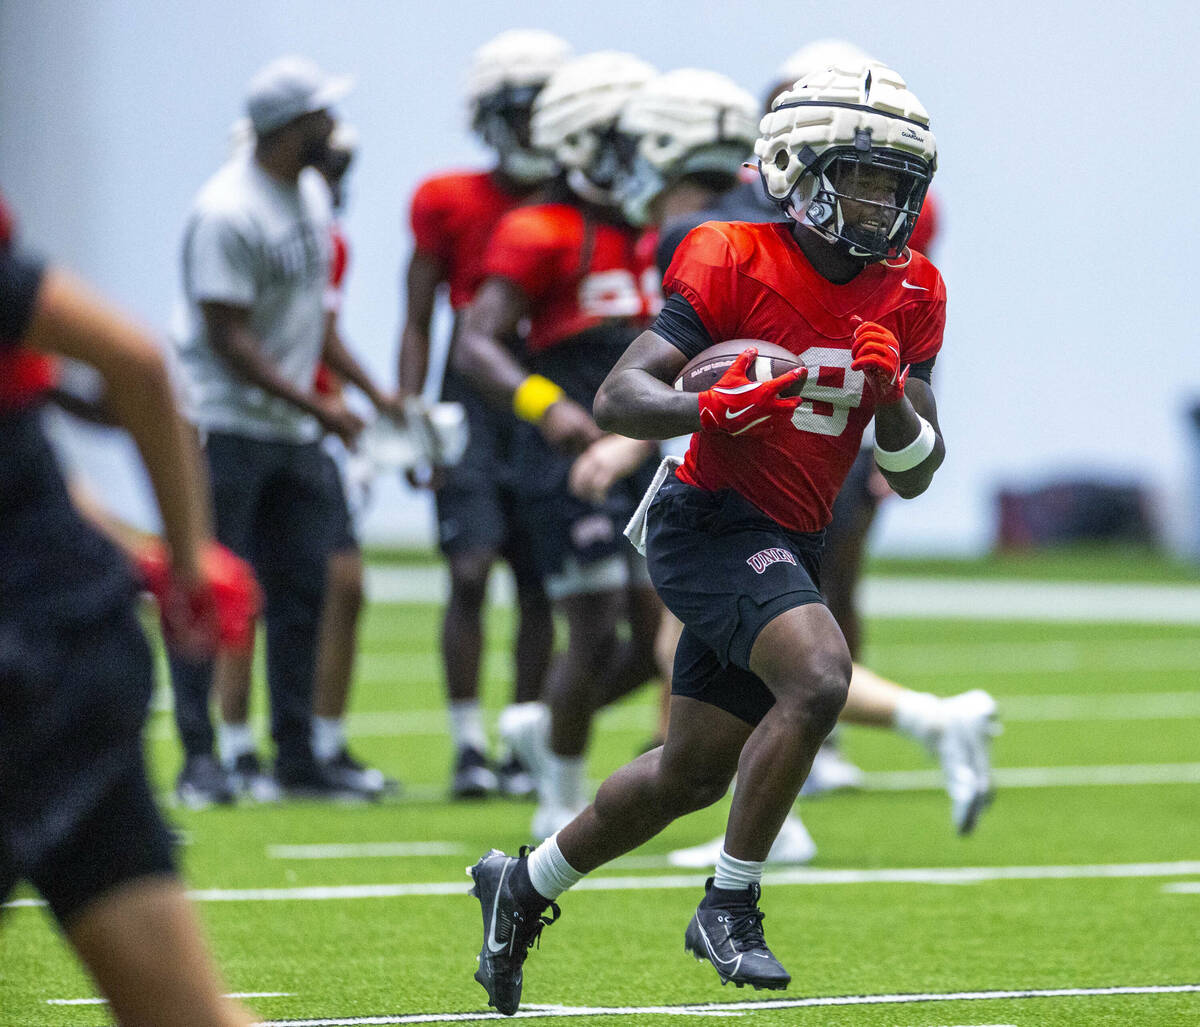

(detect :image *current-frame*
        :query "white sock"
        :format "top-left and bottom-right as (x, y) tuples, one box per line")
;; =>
(449, 700), (488, 754)
(526, 832), (584, 901)
(311, 715), (346, 763)
(893, 690), (944, 749)
(713, 847), (765, 892)
(544, 753), (585, 809)
(218, 721), (255, 769)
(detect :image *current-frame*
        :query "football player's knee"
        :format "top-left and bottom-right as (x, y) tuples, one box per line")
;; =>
(327, 554), (364, 613)
(658, 768), (731, 817)
(803, 659), (851, 737)
(448, 556), (491, 608)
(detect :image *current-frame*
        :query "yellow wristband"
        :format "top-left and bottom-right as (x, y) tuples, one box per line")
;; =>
(512, 374), (565, 423)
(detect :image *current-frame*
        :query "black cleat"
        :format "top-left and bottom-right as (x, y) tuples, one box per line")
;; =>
(468, 847), (559, 1015)
(321, 747), (401, 799)
(496, 753), (536, 799)
(175, 754), (235, 810)
(684, 878), (791, 991)
(452, 745), (499, 799)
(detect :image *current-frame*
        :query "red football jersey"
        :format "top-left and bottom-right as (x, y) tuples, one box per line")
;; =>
(483, 203), (654, 353)
(0, 191), (58, 410)
(665, 221), (946, 532)
(409, 170), (524, 310)
(909, 190), (940, 256)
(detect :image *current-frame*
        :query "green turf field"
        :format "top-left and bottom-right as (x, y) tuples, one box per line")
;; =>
(3, 575), (1199, 1026)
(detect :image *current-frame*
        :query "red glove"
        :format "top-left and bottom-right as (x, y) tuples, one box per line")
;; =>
(135, 541), (261, 656)
(697, 348), (808, 437)
(850, 319), (909, 405)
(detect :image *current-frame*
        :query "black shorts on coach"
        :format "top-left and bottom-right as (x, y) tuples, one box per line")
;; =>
(644, 476), (827, 726)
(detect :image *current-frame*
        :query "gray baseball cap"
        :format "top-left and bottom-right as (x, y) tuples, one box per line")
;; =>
(246, 56), (353, 135)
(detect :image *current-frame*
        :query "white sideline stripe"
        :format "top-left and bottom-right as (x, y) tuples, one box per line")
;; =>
(10, 860), (1200, 910)
(257, 984), (1200, 1025)
(48, 992), (291, 1005)
(267, 843), (463, 860)
(1163, 882), (1200, 893)
(364, 566), (1200, 623)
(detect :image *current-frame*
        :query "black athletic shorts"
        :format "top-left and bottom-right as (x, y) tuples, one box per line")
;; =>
(645, 476), (827, 725)
(0, 606), (175, 925)
(825, 447), (880, 551)
(434, 369), (540, 576)
(318, 448), (358, 554)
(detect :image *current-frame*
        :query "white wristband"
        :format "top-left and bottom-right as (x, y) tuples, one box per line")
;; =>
(874, 415), (936, 472)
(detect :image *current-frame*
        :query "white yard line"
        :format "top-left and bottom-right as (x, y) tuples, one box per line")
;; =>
(48, 992), (292, 1006)
(363, 567), (1200, 624)
(257, 984), (1200, 1025)
(1162, 882), (1200, 894)
(267, 843), (463, 860)
(9, 860), (1199, 910)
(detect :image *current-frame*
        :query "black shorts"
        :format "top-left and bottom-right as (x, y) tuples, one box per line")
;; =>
(825, 447), (880, 553)
(318, 448), (358, 554)
(434, 371), (540, 575)
(517, 444), (658, 596)
(0, 607), (175, 925)
(645, 477), (826, 725)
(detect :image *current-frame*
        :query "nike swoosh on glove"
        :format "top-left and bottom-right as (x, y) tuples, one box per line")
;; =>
(697, 347), (807, 438)
(850, 319), (909, 405)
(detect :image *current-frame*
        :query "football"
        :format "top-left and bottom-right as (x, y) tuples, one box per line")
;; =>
(673, 339), (806, 396)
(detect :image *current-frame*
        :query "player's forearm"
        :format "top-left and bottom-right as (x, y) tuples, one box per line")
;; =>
(322, 327), (386, 409)
(28, 270), (211, 579)
(451, 320), (530, 412)
(873, 395), (944, 499)
(210, 326), (325, 421)
(594, 366), (701, 440)
(397, 323), (431, 397)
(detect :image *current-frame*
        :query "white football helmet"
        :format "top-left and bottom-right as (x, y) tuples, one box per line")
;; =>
(775, 39), (873, 91)
(465, 29), (573, 184)
(531, 51), (656, 206)
(614, 69), (759, 227)
(756, 62), (936, 262)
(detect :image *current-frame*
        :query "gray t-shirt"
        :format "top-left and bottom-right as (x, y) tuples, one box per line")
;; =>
(172, 155), (332, 442)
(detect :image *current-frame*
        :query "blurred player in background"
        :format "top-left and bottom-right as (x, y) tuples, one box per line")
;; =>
(303, 122), (402, 797)
(469, 60), (952, 1010)
(398, 29), (570, 799)
(1, 194), (254, 1026)
(170, 56), (396, 804)
(454, 50), (663, 839)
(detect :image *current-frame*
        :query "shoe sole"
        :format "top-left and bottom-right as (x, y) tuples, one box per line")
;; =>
(683, 921), (791, 991)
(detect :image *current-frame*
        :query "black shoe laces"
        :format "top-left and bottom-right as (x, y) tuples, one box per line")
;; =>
(725, 905), (767, 952)
(508, 846), (560, 955)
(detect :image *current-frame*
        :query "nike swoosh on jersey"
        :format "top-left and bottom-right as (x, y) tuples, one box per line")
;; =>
(485, 859), (512, 954)
(900, 280), (928, 291)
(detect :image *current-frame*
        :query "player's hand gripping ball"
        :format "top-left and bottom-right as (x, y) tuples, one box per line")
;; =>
(850, 318), (908, 405)
(688, 343), (808, 437)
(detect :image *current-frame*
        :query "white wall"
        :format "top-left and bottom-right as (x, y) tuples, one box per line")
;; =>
(3, 0), (1197, 553)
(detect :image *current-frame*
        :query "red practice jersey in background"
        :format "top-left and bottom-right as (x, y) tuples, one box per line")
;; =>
(483, 203), (654, 354)
(664, 221), (946, 533)
(909, 190), (940, 256)
(409, 170), (526, 310)
(0, 191), (57, 411)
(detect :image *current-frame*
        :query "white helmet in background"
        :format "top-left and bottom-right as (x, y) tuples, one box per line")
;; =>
(755, 62), (936, 262)
(614, 68), (759, 227)
(465, 29), (573, 183)
(532, 50), (656, 206)
(775, 39), (873, 92)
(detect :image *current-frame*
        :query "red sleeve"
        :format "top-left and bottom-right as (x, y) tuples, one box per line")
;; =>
(661, 223), (743, 342)
(409, 178), (453, 263)
(482, 207), (572, 303)
(897, 265), (946, 367)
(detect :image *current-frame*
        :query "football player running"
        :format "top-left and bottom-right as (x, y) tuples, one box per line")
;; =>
(652, 45), (996, 863)
(398, 29), (571, 799)
(468, 61), (949, 1011)
(454, 51), (663, 842)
